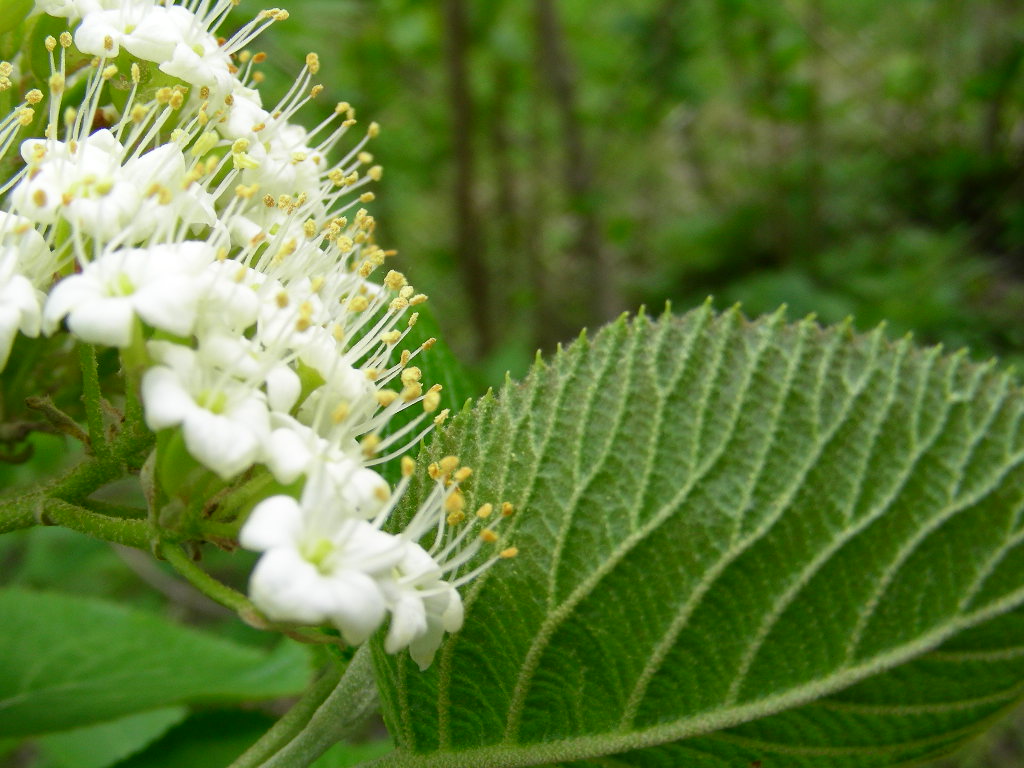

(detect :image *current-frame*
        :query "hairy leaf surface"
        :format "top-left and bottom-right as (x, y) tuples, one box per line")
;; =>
(370, 307), (1024, 768)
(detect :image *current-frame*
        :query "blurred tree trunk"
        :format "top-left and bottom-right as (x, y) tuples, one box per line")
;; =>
(488, 61), (523, 305)
(533, 0), (617, 342)
(444, 0), (493, 357)
(803, 0), (825, 258)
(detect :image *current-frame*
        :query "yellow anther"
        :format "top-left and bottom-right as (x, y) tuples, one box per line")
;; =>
(421, 337), (437, 351)
(401, 367), (422, 386)
(252, 52), (268, 63)
(383, 270), (407, 291)
(444, 490), (465, 513)
(368, 165), (383, 181)
(331, 401), (350, 423)
(25, 89), (42, 105)
(380, 330), (401, 345)
(263, 194), (276, 207)
(410, 294), (428, 306)
(103, 35), (114, 51)
(347, 295), (369, 312)
(401, 456), (415, 477)
(423, 390), (441, 413)
(434, 408), (450, 425)
(102, 65), (118, 80)
(364, 368), (381, 381)
(130, 105), (148, 123)
(360, 192), (375, 203)
(476, 503), (493, 519)
(501, 502), (515, 517)
(377, 390), (399, 407)
(275, 291), (289, 308)
(44, 36), (57, 52)
(480, 529), (499, 544)
(400, 350), (411, 366)
(500, 547), (519, 559)
(454, 467), (473, 482)
(235, 183), (260, 198)
(130, 63), (141, 84)
(309, 84), (324, 98)
(358, 151), (373, 164)
(303, 219), (317, 238)
(32, 189), (47, 208)
(305, 52), (320, 73)
(447, 510), (466, 526)
(361, 434), (380, 457)
(59, 32), (72, 48)
(368, 121), (380, 138)
(439, 456), (460, 475)
(190, 131), (218, 157)
(401, 382), (423, 402)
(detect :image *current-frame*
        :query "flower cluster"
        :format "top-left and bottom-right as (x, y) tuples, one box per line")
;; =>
(0, 0), (514, 668)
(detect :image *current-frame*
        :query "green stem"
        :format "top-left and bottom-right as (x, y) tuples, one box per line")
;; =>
(121, 362), (145, 441)
(160, 541), (252, 613)
(0, 453), (126, 534)
(79, 344), (108, 456)
(230, 644), (379, 768)
(228, 663), (345, 768)
(43, 498), (152, 548)
(159, 542), (344, 646)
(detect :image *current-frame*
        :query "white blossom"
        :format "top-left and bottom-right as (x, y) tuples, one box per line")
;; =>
(240, 478), (405, 644)
(44, 243), (215, 345)
(142, 342), (271, 479)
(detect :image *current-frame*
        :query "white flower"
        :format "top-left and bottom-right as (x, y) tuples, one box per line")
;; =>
(44, 243), (215, 345)
(381, 542), (465, 670)
(73, 0), (154, 57)
(33, 0), (114, 22)
(142, 342), (271, 479)
(12, 132), (214, 242)
(0, 271), (42, 370)
(240, 481), (406, 644)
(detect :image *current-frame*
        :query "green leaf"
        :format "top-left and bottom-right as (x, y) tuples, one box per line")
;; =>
(371, 306), (1024, 768)
(312, 739), (395, 767)
(115, 710), (277, 768)
(34, 707), (189, 768)
(0, 588), (310, 737)
(0, 0), (33, 36)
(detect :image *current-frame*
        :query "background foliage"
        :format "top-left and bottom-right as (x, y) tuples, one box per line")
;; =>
(3, 0), (1024, 766)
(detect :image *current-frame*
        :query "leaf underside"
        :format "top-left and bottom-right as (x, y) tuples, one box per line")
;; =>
(373, 305), (1024, 768)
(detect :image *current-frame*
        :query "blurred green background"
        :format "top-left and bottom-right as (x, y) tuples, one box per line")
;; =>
(250, 0), (1024, 391)
(5, 0), (1024, 765)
